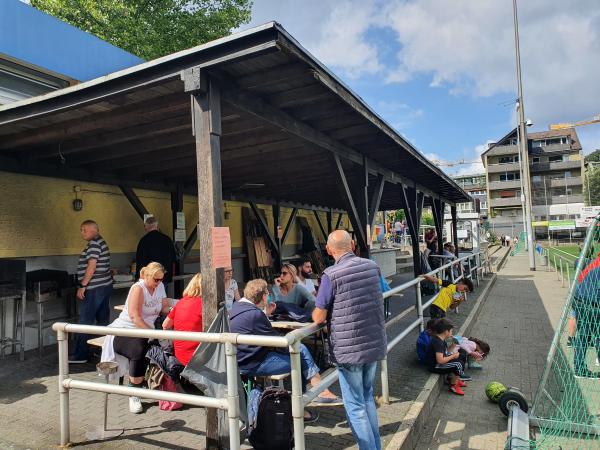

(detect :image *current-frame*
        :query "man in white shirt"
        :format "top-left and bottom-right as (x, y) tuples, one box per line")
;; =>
(297, 258), (317, 296)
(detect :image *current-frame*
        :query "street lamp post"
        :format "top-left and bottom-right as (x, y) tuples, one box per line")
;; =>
(513, 0), (536, 270)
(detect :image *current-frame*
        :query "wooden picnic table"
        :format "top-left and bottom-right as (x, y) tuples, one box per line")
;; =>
(270, 320), (312, 330)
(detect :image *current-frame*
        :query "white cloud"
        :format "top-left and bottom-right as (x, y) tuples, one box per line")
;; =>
(244, 1), (600, 150)
(375, 100), (424, 131)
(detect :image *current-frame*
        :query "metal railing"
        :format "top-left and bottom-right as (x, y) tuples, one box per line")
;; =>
(545, 247), (576, 288)
(52, 250), (490, 450)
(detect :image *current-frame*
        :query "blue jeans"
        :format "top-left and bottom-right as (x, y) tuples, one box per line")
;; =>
(243, 344), (320, 386)
(71, 284), (113, 360)
(338, 362), (381, 450)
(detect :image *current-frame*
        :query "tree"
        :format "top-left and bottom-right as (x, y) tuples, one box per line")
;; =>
(584, 150), (600, 206)
(30, 0), (252, 61)
(421, 211), (434, 226)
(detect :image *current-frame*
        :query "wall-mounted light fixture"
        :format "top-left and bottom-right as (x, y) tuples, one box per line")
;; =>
(72, 185), (83, 211)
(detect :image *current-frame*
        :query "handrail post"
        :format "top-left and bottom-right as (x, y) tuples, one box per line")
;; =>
(57, 328), (70, 447)
(554, 254), (558, 278)
(289, 340), (305, 450)
(225, 341), (240, 450)
(567, 261), (571, 289)
(416, 281), (424, 332)
(380, 358), (389, 404)
(560, 257), (564, 287)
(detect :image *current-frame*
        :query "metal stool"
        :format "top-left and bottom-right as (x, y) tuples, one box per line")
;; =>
(86, 361), (123, 440)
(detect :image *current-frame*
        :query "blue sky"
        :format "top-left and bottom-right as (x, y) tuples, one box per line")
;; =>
(242, 0), (600, 176)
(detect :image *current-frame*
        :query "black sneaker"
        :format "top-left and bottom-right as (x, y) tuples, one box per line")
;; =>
(459, 374), (473, 381)
(574, 369), (599, 379)
(566, 336), (573, 347)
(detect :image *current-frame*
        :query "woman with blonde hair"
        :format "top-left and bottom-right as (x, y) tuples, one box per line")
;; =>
(162, 273), (203, 366)
(110, 262), (173, 414)
(272, 263), (315, 310)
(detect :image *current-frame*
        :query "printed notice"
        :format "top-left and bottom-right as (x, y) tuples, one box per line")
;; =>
(211, 227), (232, 269)
(176, 211), (186, 229)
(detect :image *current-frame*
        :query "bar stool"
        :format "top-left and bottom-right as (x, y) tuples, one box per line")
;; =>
(86, 361), (123, 440)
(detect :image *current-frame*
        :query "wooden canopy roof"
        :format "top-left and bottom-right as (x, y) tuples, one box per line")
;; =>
(0, 22), (470, 210)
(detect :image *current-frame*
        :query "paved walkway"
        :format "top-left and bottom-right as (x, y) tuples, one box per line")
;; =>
(0, 251), (501, 450)
(414, 251), (567, 450)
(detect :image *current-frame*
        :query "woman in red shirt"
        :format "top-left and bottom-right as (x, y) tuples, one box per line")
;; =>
(162, 273), (202, 366)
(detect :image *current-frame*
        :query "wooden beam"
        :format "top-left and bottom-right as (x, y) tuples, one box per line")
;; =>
(431, 197), (445, 254)
(335, 212), (343, 230)
(451, 206), (459, 257)
(327, 209), (333, 235)
(183, 225), (198, 259)
(369, 174), (385, 233)
(119, 186), (149, 220)
(401, 184), (424, 277)
(188, 70), (223, 449)
(313, 211), (328, 242)
(332, 154), (367, 250)
(281, 208), (298, 245)
(248, 201), (279, 259)
(272, 204), (282, 270)
(171, 184), (184, 297)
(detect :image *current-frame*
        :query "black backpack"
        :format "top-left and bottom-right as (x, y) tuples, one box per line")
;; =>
(248, 387), (293, 450)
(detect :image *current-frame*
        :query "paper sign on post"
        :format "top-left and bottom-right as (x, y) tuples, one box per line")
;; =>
(176, 211), (186, 229)
(174, 229), (187, 242)
(211, 227), (232, 269)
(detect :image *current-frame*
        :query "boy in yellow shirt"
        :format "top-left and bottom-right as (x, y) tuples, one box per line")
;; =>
(421, 274), (474, 319)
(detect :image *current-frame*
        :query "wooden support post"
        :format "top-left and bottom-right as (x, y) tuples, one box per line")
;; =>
(451, 205), (459, 257)
(313, 211), (328, 242)
(335, 213), (343, 230)
(186, 67), (224, 450)
(332, 154), (368, 253)
(369, 174), (385, 236)
(183, 225), (198, 259)
(273, 204), (282, 271)
(401, 184), (424, 277)
(431, 197), (445, 254)
(249, 201), (280, 261)
(119, 185), (148, 219)
(281, 208), (298, 246)
(171, 184), (184, 297)
(327, 209), (333, 235)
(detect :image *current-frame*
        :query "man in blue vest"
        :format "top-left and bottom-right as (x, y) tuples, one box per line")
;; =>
(312, 230), (387, 450)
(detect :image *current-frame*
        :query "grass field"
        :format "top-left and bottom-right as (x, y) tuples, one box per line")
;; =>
(546, 244), (600, 283)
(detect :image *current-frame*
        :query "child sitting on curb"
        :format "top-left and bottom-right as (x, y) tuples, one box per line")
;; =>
(421, 274), (474, 319)
(448, 336), (490, 369)
(426, 319), (471, 395)
(416, 318), (438, 364)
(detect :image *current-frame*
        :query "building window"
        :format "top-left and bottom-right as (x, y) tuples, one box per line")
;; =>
(549, 155), (563, 163)
(499, 155), (519, 164)
(499, 172), (521, 181)
(532, 157), (540, 163)
(532, 175), (541, 182)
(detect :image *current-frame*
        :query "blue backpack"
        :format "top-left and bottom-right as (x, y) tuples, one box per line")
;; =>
(416, 330), (431, 364)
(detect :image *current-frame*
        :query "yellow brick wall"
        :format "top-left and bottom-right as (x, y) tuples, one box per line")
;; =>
(0, 172), (348, 258)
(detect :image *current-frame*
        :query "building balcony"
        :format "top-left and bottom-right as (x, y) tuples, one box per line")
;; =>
(484, 144), (519, 157)
(531, 143), (571, 153)
(487, 162), (520, 173)
(532, 194), (584, 206)
(488, 180), (521, 190)
(531, 176), (582, 188)
(490, 197), (522, 207)
(530, 160), (582, 172)
(460, 183), (487, 191)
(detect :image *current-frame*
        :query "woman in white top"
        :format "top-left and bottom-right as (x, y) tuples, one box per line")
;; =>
(112, 262), (172, 413)
(224, 266), (240, 310)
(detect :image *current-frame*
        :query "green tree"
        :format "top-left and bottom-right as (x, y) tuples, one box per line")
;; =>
(421, 211), (434, 226)
(30, 0), (252, 61)
(584, 150), (600, 206)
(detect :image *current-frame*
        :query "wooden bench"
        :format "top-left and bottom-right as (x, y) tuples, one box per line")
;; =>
(87, 335), (106, 348)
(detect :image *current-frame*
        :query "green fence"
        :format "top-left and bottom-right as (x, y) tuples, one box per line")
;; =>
(519, 218), (600, 448)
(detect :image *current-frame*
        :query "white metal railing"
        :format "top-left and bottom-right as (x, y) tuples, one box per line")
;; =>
(545, 247), (577, 288)
(52, 250), (489, 450)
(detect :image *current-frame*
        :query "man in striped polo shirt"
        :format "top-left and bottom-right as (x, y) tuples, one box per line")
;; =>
(69, 220), (113, 364)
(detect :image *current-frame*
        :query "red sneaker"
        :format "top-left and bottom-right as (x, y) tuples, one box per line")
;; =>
(449, 384), (465, 395)
(456, 379), (467, 387)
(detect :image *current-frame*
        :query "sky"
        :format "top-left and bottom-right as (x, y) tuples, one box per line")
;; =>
(241, 0), (600, 176)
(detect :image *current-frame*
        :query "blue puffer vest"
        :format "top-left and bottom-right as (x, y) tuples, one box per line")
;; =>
(325, 252), (387, 365)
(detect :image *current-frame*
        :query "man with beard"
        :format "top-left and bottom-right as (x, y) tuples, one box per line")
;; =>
(297, 258), (317, 296)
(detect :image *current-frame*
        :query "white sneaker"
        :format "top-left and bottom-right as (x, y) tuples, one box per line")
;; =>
(129, 396), (143, 414)
(595, 358), (599, 367)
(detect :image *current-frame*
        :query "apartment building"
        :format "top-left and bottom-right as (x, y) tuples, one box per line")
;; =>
(482, 128), (584, 236)
(452, 173), (488, 217)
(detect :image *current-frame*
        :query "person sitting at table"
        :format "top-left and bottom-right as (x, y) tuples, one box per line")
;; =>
(297, 258), (317, 296)
(229, 278), (341, 420)
(107, 262), (173, 414)
(223, 266), (240, 310)
(272, 263), (315, 311)
(162, 273), (202, 366)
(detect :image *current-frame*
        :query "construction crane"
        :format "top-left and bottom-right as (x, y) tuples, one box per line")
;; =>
(550, 114), (600, 130)
(430, 158), (481, 167)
